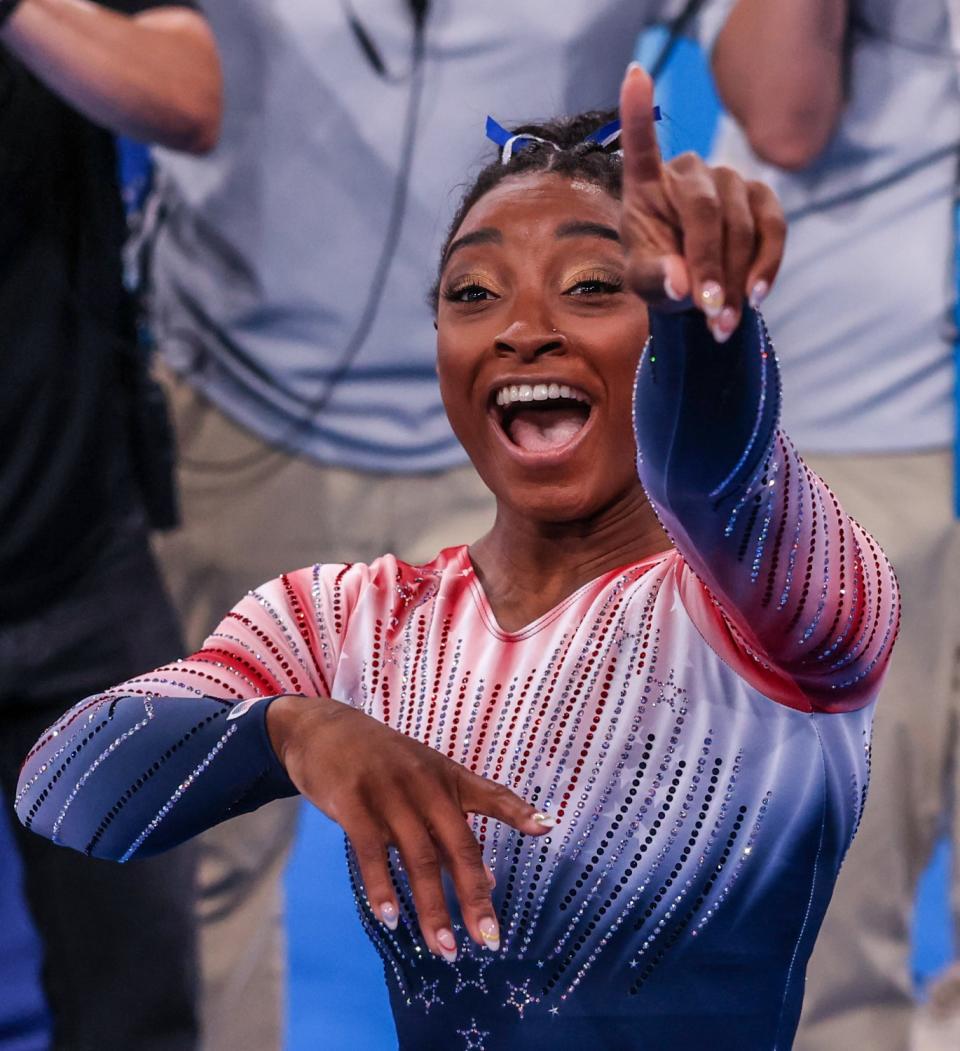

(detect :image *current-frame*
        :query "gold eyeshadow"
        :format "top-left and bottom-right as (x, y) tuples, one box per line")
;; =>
(562, 267), (624, 293)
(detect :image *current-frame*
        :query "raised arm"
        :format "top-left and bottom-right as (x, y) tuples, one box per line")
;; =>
(636, 306), (898, 709)
(619, 65), (898, 709)
(1, 0), (222, 152)
(709, 0), (847, 170)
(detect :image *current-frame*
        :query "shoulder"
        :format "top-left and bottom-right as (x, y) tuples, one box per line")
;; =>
(255, 547), (468, 619)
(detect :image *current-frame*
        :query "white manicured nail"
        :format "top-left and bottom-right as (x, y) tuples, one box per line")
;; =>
(379, 902), (398, 931)
(436, 928), (457, 963)
(479, 917), (500, 951)
(699, 281), (724, 318)
(749, 280), (769, 308)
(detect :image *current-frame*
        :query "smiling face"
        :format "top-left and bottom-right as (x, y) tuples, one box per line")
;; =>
(437, 172), (650, 525)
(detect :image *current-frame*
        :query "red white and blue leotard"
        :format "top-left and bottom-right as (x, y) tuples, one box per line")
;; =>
(16, 308), (898, 1050)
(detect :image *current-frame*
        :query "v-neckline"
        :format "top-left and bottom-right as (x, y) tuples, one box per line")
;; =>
(458, 546), (674, 642)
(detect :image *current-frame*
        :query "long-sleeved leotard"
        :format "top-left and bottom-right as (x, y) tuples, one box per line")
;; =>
(16, 307), (898, 1050)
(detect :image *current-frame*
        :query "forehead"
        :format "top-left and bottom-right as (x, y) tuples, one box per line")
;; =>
(452, 172), (620, 246)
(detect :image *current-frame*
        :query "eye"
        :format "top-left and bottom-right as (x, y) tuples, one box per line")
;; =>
(566, 272), (624, 297)
(443, 282), (498, 304)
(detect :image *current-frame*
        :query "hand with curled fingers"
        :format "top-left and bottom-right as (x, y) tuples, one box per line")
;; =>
(266, 694), (554, 962)
(619, 64), (787, 342)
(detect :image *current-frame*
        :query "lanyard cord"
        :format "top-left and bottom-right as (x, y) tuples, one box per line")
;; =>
(175, 6), (430, 475)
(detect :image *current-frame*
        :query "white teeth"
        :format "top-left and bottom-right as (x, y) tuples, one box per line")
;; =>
(494, 382), (590, 408)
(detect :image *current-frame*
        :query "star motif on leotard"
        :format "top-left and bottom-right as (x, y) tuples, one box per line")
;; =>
(549, 1005), (560, 1016)
(457, 1018), (490, 1050)
(503, 977), (538, 1018)
(453, 953), (493, 994)
(650, 669), (687, 711)
(611, 623), (640, 653)
(416, 978), (441, 1013)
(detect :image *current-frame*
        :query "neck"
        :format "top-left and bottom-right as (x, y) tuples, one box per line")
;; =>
(469, 487), (670, 632)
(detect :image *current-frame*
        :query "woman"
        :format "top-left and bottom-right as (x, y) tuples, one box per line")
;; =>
(16, 67), (898, 1049)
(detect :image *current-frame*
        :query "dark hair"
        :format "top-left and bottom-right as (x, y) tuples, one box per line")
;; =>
(430, 109), (623, 311)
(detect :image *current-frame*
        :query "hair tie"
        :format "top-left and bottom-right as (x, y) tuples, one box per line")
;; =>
(485, 108), (662, 165)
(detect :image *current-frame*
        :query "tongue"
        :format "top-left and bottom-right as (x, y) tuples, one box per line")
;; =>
(507, 407), (586, 452)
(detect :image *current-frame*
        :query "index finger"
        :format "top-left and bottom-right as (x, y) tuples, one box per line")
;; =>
(457, 768), (556, 835)
(620, 62), (662, 186)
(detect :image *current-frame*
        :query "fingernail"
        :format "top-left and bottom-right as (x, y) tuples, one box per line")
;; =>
(379, 902), (398, 931)
(436, 928), (457, 963)
(627, 61), (643, 76)
(478, 917), (500, 951)
(709, 323), (729, 344)
(699, 281), (723, 318)
(663, 272), (683, 302)
(717, 306), (738, 337)
(709, 306), (737, 345)
(532, 811), (557, 829)
(749, 280), (769, 308)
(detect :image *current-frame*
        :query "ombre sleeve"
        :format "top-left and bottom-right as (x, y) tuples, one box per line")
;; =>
(15, 563), (361, 860)
(634, 306), (899, 712)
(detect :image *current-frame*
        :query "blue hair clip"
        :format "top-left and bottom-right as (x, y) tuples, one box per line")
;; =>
(484, 116), (560, 165)
(582, 118), (623, 148)
(486, 108), (662, 165)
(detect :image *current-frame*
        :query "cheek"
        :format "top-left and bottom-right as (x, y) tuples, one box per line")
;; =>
(436, 340), (478, 444)
(589, 339), (646, 464)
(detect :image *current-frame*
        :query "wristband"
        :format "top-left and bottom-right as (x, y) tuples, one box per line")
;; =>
(0, 0), (24, 27)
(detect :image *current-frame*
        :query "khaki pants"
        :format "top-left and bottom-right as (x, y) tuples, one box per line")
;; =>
(798, 451), (960, 1051)
(154, 368), (495, 1051)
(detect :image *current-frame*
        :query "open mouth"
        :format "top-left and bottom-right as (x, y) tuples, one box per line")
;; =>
(492, 382), (593, 455)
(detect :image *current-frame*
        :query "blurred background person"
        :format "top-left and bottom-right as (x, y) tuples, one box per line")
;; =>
(142, 3), (687, 1048)
(700, 1), (960, 1048)
(0, 1), (221, 1048)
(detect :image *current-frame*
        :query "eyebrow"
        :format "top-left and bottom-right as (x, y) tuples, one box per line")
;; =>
(555, 221), (620, 243)
(443, 219), (620, 268)
(444, 228), (502, 264)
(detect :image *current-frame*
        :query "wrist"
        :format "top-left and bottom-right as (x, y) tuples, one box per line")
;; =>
(265, 694), (335, 770)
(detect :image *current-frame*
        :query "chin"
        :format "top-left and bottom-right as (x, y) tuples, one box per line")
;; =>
(495, 477), (618, 527)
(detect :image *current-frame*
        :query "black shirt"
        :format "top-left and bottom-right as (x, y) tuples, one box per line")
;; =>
(0, 0), (196, 618)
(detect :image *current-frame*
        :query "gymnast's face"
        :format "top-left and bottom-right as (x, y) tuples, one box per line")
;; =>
(436, 172), (650, 523)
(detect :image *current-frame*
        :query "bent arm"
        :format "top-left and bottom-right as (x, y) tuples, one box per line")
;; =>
(1, 0), (222, 152)
(635, 307), (899, 710)
(15, 567), (349, 859)
(16, 690), (298, 860)
(710, 0), (847, 170)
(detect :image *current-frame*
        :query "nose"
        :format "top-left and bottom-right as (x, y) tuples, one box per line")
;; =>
(494, 319), (567, 362)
